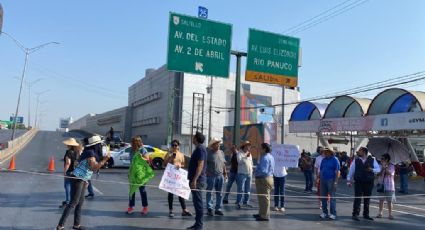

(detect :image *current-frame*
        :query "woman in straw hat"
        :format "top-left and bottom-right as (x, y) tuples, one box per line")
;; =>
(56, 135), (111, 230)
(60, 138), (82, 208)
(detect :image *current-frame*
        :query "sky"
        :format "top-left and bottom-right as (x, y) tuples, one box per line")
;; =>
(0, 0), (424, 130)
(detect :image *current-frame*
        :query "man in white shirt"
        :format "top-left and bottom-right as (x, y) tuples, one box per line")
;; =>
(235, 141), (254, 209)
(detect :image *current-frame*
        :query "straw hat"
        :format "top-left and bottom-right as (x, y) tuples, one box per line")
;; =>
(240, 140), (252, 148)
(322, 147), (334, 154)
(208, 137), (222, 147)
(85, 135), (103, 147)
(62, 138), (79, 147)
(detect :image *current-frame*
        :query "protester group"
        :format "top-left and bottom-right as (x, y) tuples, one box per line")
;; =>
(55, 131), (413, 230)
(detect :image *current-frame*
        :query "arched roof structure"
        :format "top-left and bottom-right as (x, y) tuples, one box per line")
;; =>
(324, 96), (371, 118)
(290, 102), (327, 121)
(367, 88), (425, 115)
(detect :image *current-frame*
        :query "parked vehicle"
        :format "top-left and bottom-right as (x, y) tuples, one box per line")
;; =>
(107, 144), (166, 169)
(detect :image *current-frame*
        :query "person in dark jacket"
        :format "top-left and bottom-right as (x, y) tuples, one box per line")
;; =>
(347, 147), (380, 221)
(223, 145), (238, 204)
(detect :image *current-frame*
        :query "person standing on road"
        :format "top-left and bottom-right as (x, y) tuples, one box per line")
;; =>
(319, 148), (340, 220)
(60, 138), (81, 208)
(186, 132), (207, 230)
(56, 135), (110, 230)
(300, 152), (313, 193)
(272, 147), (287, 212)
(253, 143), (275, 221)
(314, 146), (326, 208)
(163, 139), (192, 217)
(339, 151), (349, 180)
(126, 136), (153, 215)
(235, 141), (254, 209)
(223, 145), (238, 204)
(205, 137), (227, 216)
(376, 153), (396, 220)
(347, 147), (380, 221)
(398, 160), (412, 194)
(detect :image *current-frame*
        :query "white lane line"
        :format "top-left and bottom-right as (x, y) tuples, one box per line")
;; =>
(286, 183), (425, 218)
(92, 185), (104, 195)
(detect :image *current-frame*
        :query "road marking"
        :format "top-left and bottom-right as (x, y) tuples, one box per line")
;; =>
(286, 183), (425, 218)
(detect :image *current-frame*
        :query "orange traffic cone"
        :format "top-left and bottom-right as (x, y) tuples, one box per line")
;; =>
(48, 156), (55, 172)
(8, 156), (16, 171)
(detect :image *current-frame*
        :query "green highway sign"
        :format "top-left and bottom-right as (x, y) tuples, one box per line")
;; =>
(246, 29), (300, 87)
(167, 12), (232, 78)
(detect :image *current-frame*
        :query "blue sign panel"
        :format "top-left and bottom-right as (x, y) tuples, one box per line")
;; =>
(198, 6), (208, 19)
(10, 116), (24, 124)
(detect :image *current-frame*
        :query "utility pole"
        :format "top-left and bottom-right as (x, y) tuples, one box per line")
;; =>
(231, 50), (247, 147)
(281, 86), (285, 144)
(207, 76), (213, 142)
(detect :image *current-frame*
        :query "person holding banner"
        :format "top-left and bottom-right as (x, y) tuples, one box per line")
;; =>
(187, 132), (207, 230)
(253, 143), (275, 221)
(126, 136), (154, 215)
(236, 141), (254, 209)
(206, 137), (227, 216)
(163, 139), (192, 217)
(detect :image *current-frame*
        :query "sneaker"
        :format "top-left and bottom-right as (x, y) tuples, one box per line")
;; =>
(363, 216), (374, 221)
(207, 209), (214, 216)
(243, 204), (253, 208)
(215, 210), (224, 216)
(320, 213), (327, 219)
(59, 201), (67, 208)
(274, 207), (279, 211)
(279, 207), (286, 212)
(85, 194), (94, 198)
(182, 211), (193, 216)
(223, 200), (229, 204)
(329, 214), (336, 220)
(236, 204), (241, 209)
(126, 207), (134, 214)
(169, 212), (175, 218)
(141, 207), (148, 215)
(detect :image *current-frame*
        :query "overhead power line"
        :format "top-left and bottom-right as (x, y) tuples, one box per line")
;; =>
(212, 70), (425, 111)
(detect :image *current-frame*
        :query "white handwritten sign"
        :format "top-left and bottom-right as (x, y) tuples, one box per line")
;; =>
(271, 144), (300, 168)
(159, 163), (191, 200)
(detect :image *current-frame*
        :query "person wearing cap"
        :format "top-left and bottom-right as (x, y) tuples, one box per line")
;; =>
(235, 140), (254, 209)
(163, 139), (192, 217)
(347, 146), (380, 221)
(57, 135), (111, 230)
(253, 143), (275, 221)
(205, 137), (227, 216)
(319, 148), (340, 220)
(60, 138), (81, 208)
(187, 132), (207, 230)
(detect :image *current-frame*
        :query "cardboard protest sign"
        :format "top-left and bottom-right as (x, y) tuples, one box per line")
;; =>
(159, 163), (191, 200)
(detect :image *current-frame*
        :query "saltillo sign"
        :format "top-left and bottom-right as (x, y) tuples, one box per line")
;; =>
(289, 111), (425, 133)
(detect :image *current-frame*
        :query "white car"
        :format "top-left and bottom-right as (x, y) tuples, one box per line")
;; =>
(107, 145), (132, 168)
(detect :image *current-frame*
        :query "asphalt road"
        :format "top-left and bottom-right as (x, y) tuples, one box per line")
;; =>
(1, 131), (425, 229)
(0, 129), (26, 144)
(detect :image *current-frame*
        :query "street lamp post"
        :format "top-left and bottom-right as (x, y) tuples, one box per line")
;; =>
(34, 90), (49, 128)
(0, 31), (58, 140)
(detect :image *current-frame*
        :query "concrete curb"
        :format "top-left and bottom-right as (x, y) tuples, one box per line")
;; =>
(0, 129), (38, 165)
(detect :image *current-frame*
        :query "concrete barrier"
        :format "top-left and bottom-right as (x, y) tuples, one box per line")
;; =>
(0, 129), (38, 164)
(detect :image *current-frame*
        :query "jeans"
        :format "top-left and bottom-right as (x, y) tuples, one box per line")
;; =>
(223, 172), (237, 201)
(400, 173), (409, 193)
(303, 170), (313, 191)
(273, 176), (285, 208)
(320, 178), (336, 216)
(64, 177), (72, 204)
(191, 179), (205, 228)
(353, 180), (374, 217)
(87, 180), (94, 195)
(206, 175), (224, 210)
(168, 192), (186, 211)
(58, 178), (87, 227)
(129, 186), (148, 207)
(236, 173), (251, 205)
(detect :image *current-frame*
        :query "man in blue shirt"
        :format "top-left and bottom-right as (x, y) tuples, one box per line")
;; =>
(253, 143), (275, 221)
(319, 148), (340, 220)
(187, 132), (207, 230)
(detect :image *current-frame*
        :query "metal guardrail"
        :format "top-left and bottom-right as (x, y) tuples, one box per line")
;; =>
(0, 129), (38, 164)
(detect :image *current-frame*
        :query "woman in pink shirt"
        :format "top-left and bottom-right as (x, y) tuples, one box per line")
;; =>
(376, 153), (395, 220)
